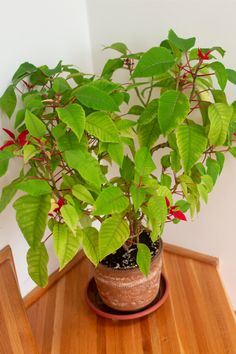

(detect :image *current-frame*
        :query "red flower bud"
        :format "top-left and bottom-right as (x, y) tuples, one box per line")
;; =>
(0, 140), (15, 151)
(2, 128), (15, 140)
(198, 48), (211, 61)
(18, 130), (29, 146)
(165, 197), (170, 208)
(170, 209), (187, 221)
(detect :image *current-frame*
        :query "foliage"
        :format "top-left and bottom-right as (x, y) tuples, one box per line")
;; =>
(1, 30), (236, 286)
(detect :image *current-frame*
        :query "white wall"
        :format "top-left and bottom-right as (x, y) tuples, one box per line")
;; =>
(0, 0), (93, 296)
(86, 0), (236, 308)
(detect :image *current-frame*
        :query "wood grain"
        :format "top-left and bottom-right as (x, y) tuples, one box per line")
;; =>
(0, 247), (38, 354)
(27, 249), (236, 354)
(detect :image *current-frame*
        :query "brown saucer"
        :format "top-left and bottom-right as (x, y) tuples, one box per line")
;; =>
(86, 273), (169, 320)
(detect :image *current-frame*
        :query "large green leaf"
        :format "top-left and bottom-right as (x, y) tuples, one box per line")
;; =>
(130, 185), (146, 211)
(60, 204), (78, 235)
(168, 29), (196, 51)
(135, 147), (156, 176)
(12, 62), (37, 85)
(52, 77), (71, 93)
(72, 184), (95, 204)
(206, 158), (220, 185)
(93, 186), (129, 215)
(158, 90), (190, 135)
(132, 47), (174, 78)
(65, 149), (105, 188)
(13, 195), (51, 247)
(138, 99), (159, 125)
(16, 179), (51, 196)
(57, 131), (80, 152)
(56, 104), (85, 141)
(86, 112), (120, 143)
(0, 85), (17, 118)
(147, 195), (167, 223)
(176, 124), (208, 172)
(53, 223), (81, 269)
(99, 215), (129, 260)
(226, 68), (236, 85)
(210, 62), (227, 90)
(136, 243), (151, 277)
(101, 58), (124, 79)
(27, 243), (49, 287)
(82, 227), (99, 266)
(0, 178), (19, 213)
(108, 143), (124, 167)
(0, 150), (11, 177)
(104, 42), (128, 55)
(137, 118), (161, 148)
(75, 85), (119, 112)
(25, 110), (47, 138)
(208, 103), (233, 146)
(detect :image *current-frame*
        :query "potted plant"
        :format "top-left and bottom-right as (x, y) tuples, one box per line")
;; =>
(1, 30), (236, 313)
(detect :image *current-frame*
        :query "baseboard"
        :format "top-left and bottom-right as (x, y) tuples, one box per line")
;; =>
(164, 243), (219, 267)
(24, 250), (85, 309)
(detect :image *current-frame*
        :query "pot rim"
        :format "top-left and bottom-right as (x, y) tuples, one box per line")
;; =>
(96, 238), (163, 273)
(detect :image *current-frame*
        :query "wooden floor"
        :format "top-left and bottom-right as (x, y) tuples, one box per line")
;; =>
(27, 248), (236, 354)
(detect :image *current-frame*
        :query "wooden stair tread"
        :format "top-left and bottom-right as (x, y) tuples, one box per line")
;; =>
(0, 247), (38, 354)
(27, 249), (236, 354)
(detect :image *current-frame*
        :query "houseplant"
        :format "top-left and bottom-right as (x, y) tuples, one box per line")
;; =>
(1, 29), (236, 312)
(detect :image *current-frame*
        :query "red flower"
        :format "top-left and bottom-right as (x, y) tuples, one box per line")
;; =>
(170, 209), (187, 221)
(18, 130), (29, 146)
(53, 198), (65, 213)
(198, 48), (211, 61)
(0, 140), (15, 151)
(165, 197), (187, 222)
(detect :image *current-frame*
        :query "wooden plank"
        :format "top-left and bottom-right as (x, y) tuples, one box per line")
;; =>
(164, 242), (219, 266)
(0, 247), (38, 354)
(27, 250), (236, 354)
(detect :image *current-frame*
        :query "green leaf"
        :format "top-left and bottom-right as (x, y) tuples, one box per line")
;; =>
(208, 103), (233, 146)
(206, 158), (220, 185)
(57, 131), (80, 152)
(56, 104), (85, 141)
(138, 99), (159, 125)
(120, 156), (135, 183)
(23, 144), (37, 163)
(158, 90), (190, 135)
(226, 69), (236, 85)
(12, 62), (37, 84)
(14, 109), (26, 128)
(99, 215), (129, 260)
(13, 195), (51, 247)
(25, 110), (47, 138)
(104, 42), (128, 55)
(51, 122), (67, 139)
(60, 204), (78, 235)
(215, 151), (225, 174)
(53, 223), (81, 269)
(137, 117), (161, 148)
(27, 243), (49, 287)
(0, 150), (10, 177)
(101, 58), (124, 79)
(93, 186), (129, 215)
(52, 77), (70, 93)
(65, 149), (105, 188)
(0, 85), (17, 118)
(157, 186), (173, 205)
(82, 227), (99, 266)
(175, 200), (190, 212)
(211, 90), (227, 104)
(201, 175), (213, 192)
(147, 195), (167, 223)
(176, 124), (208, 172)
(135, 147), (156, 176)
(210, 62), (227, 90)
(229, 147), (236, 158)
(168, 29), (196, 51)
(160, 173), (171, 188)
(128, 105), (144, 115)
(72, 184), (94, 204)
(75, 85), (119, 112)
(86, 112), (120, 142)
(16, 179), (51, 196)
(108, 142), (124, 166)
(136, 243), (151, 277)
(170, 150), (181, 172)
(132, 47), (174, 78)
(130, 185), (146, 212)
(0, 178), (19, 213)
(197, 184), (208, 203)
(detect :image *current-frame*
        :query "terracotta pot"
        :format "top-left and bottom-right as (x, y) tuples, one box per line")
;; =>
(94, 239), (163, 311)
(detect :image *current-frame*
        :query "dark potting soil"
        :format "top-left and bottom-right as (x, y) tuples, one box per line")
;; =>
(101, 231), (161, 269)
